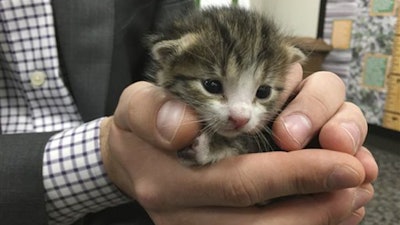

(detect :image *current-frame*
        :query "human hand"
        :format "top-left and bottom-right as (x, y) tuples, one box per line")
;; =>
(274, 63), (367, 155)
(272, 63), (378, 223)
(273, 64), (377, 182)
(100, 78), (377, 225)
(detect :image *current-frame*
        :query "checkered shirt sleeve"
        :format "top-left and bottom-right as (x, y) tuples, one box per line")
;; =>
(43, 118), (130, 225)
(0, 1), (131, 224)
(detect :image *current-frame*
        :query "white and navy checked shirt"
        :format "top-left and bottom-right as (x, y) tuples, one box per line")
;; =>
(0, 1), (129, 224)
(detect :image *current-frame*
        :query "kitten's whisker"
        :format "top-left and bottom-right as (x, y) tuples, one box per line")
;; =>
(158, 118), (209, 129)
(201, 123), (213, 133)
(200, 118), (218, 136)
(252, 132), (266, 152)
(207, 120), (221, 136)
(260, 126), (282, 150)
(256, 129), (273, 151)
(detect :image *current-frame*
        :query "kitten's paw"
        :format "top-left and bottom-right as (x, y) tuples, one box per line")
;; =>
(178, 135), (211, 166)
(178, 134), (242, 166)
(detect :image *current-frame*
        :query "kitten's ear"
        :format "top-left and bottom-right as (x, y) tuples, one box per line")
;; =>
(151, 40), (180, 65)
(286, 46), (307, 64)
(151, 33), (198, 65)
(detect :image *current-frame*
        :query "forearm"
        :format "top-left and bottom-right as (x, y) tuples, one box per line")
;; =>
(0, 132), (55, 225)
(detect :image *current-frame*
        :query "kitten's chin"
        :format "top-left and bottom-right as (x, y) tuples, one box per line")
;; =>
(217, 130), (241, 138)
(217, 125), (260, 138)
(217, 128), (251, 138)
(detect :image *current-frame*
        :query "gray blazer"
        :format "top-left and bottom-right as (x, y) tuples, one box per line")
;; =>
(0, 1), (194, 224)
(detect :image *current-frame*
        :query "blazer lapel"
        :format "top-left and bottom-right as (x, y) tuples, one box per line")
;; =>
(52, 0), (115, 121)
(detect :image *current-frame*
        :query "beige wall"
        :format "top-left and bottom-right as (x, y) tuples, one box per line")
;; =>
(249, 0), (321, 38)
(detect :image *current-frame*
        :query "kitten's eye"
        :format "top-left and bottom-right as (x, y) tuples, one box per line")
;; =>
(202, 79), (223, 94)
(256, 85), (272, 99)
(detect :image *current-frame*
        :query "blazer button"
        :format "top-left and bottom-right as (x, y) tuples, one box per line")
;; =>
(30, 71), (47, 88)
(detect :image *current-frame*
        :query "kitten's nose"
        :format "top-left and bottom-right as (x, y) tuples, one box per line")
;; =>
(228, 115), (250, 129)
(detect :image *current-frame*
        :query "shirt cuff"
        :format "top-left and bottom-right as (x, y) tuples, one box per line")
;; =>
(43, 118), (130, 225)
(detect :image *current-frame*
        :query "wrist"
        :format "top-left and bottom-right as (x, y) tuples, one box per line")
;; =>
(100, 116), (134, 198)
(100, 116), (112, 176)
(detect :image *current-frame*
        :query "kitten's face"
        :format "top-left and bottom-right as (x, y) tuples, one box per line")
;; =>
(149, 8), (305, 138)
(181, 61), (283, 138)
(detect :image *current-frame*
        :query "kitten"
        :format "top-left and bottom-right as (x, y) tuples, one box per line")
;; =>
(147, 7), (305, 166)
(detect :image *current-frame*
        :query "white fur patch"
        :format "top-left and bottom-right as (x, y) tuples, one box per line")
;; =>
(189, 134), (240, 165)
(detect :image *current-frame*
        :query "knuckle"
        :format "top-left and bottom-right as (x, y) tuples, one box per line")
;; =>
(312, 71), (346, 93)
(344, 102), (364, 116)
(299, 72), (347, 122)
(134, 181), (164, 210)
(327, 72), (346, 93)
(222, 168), (260, 206)
(291, 169), (323, 195)
(309, 71), (346, 100)
(342, 102), (368, 133)
(308, 92), (332, 116)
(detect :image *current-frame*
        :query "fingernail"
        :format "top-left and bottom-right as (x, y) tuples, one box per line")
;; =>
(282, 113), (312, 146)
(157, 100), (187, 142)
(341, 122), (360, 154)
(353, 186), (372, 211)
(327, 165), (361, 189)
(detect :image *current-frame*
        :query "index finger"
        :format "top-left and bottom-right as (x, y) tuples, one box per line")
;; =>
(136, 149), (365, 209)
(273, 71), (346, 150)
(148, 185), (372, 225)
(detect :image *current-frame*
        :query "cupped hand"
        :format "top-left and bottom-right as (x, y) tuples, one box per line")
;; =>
(273, 63), (378, 183)
(100, 77), (377, 225)
(274, 64), (368, 155)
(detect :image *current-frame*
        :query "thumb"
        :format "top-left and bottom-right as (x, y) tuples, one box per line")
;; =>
(113, 81), (200, 151)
